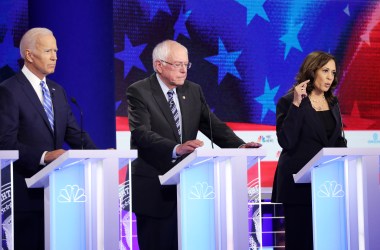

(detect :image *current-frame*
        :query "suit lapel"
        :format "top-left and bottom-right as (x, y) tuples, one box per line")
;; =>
(328, 102), (342, 145)
(176, 86), (187, 140)
(150, 75), (181, 142)
(17, 73), (54, 135)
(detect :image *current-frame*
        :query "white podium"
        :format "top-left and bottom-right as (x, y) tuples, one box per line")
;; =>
(0, 150), (18, 250)
(294, 148), (380, 250)
(159, 148), (266, 250)
(25, 150), (137, 250)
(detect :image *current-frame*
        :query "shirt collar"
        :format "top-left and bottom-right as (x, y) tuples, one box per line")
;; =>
(156, 74), (177, 98)
(22, 65), (47, 87)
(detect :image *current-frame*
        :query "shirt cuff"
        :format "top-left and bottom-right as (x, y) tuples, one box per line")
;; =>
(40, 151), (48, 165)
(172, 144), (180, 158)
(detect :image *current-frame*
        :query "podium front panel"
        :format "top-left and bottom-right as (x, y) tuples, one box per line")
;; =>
(311, 160), (347, 250)
(177, 154), (253, 250)
(296, 148), (380, 250)
(50, 161), (86, 250)
(179, 160), (215, 249)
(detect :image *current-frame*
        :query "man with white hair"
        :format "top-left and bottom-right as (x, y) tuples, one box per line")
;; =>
(0, 27), (96, 249)
(127, 39), (261, 250)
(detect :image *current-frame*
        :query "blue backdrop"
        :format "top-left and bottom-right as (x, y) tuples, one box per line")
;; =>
(1, 0), (116, 149)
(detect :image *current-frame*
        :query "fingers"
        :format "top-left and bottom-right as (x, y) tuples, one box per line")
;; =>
(185, 139), (204, 148)
(177, 140), (204, 156)
(299, 80), (310, 97)
(299, 79), (310, 87)
(297, 79), (310, 91)
(44, 149), (66, 164)
(293, 79), (310, 106)
(242, 142), (262, 148)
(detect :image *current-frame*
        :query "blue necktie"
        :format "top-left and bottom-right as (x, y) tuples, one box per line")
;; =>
(40, 81), (55, 131)
(167, 90), (181, 137)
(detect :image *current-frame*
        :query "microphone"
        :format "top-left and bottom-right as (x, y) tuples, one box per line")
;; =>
(70, 97), (84, 149)
(336, 99), (347, 146)
(201, 94), (214, 149)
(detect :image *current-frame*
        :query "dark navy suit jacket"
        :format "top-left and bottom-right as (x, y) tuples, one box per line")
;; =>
(0, 72), (97, 212)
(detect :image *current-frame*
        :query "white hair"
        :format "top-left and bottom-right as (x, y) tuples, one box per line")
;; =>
(19, 27), (53, 59)
(152, 40), (188, 72)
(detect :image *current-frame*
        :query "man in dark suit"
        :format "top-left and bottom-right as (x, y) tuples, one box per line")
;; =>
(127, 39), (261, 250)
(0, 27), (96, 250)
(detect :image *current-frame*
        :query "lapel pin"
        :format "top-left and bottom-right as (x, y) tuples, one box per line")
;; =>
(182, 96), (186, 99)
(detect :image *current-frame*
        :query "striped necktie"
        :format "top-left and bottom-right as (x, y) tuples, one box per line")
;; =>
(40, 81), (55, 131)
(167, 90), (181, 137)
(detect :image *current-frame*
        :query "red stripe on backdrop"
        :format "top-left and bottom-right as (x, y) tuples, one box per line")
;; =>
(116, 116), (130, 131)
(248, 161), (277, 188)
(119, 165), (128, 184)
(116, 116), (276, 131)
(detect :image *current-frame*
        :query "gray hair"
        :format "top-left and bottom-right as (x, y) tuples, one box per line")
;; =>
(152, 40), (188, 72)
(19, 27), (54, 59)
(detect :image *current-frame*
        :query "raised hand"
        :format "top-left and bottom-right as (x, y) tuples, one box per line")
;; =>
(293, 79), (310, 107)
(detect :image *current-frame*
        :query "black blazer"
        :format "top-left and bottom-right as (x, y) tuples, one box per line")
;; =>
(271, 92), (346, 205)
(0, 72), (96, 212)
(127, 74), (244, 217)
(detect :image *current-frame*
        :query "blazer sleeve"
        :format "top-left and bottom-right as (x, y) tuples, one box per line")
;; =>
(0, 85), (43, 169)
(276, 94), (306, 150)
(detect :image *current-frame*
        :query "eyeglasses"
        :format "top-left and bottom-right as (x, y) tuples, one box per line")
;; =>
(160, 60), (192, 69)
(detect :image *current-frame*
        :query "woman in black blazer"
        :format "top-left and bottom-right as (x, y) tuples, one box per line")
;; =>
(271, 51), (347, 250)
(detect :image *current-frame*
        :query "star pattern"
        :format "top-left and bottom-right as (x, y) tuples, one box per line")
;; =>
(141, 0), (171, 21)
(174, 7), (192, 40)
(2, 0), (379, 130)
(0, 30), (20, 72)
(114, 35), (147, 78)
(342, 101), (375, 129)
(280, 22), (304, 60)
(235, 0), (269, 24)
(343, 4), (350, 16)
(204, 38), (242, 85)
(254, 78), (280, 122)
(360, 2), (380, 46)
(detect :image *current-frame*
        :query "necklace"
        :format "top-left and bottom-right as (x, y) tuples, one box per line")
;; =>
(310, 95), (326, 111)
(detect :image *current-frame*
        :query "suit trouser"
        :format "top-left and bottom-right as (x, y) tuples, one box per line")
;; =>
(135, 210), (178, 250)
(14, 211), (44, 250)
(283, 203), (313, 250)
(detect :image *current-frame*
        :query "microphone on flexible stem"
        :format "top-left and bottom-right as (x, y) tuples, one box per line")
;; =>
(201, 95), (214, 149)
(70, 97), (84, 150)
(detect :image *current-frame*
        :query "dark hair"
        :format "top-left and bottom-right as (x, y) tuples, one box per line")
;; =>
(290, 51), (338, 104)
